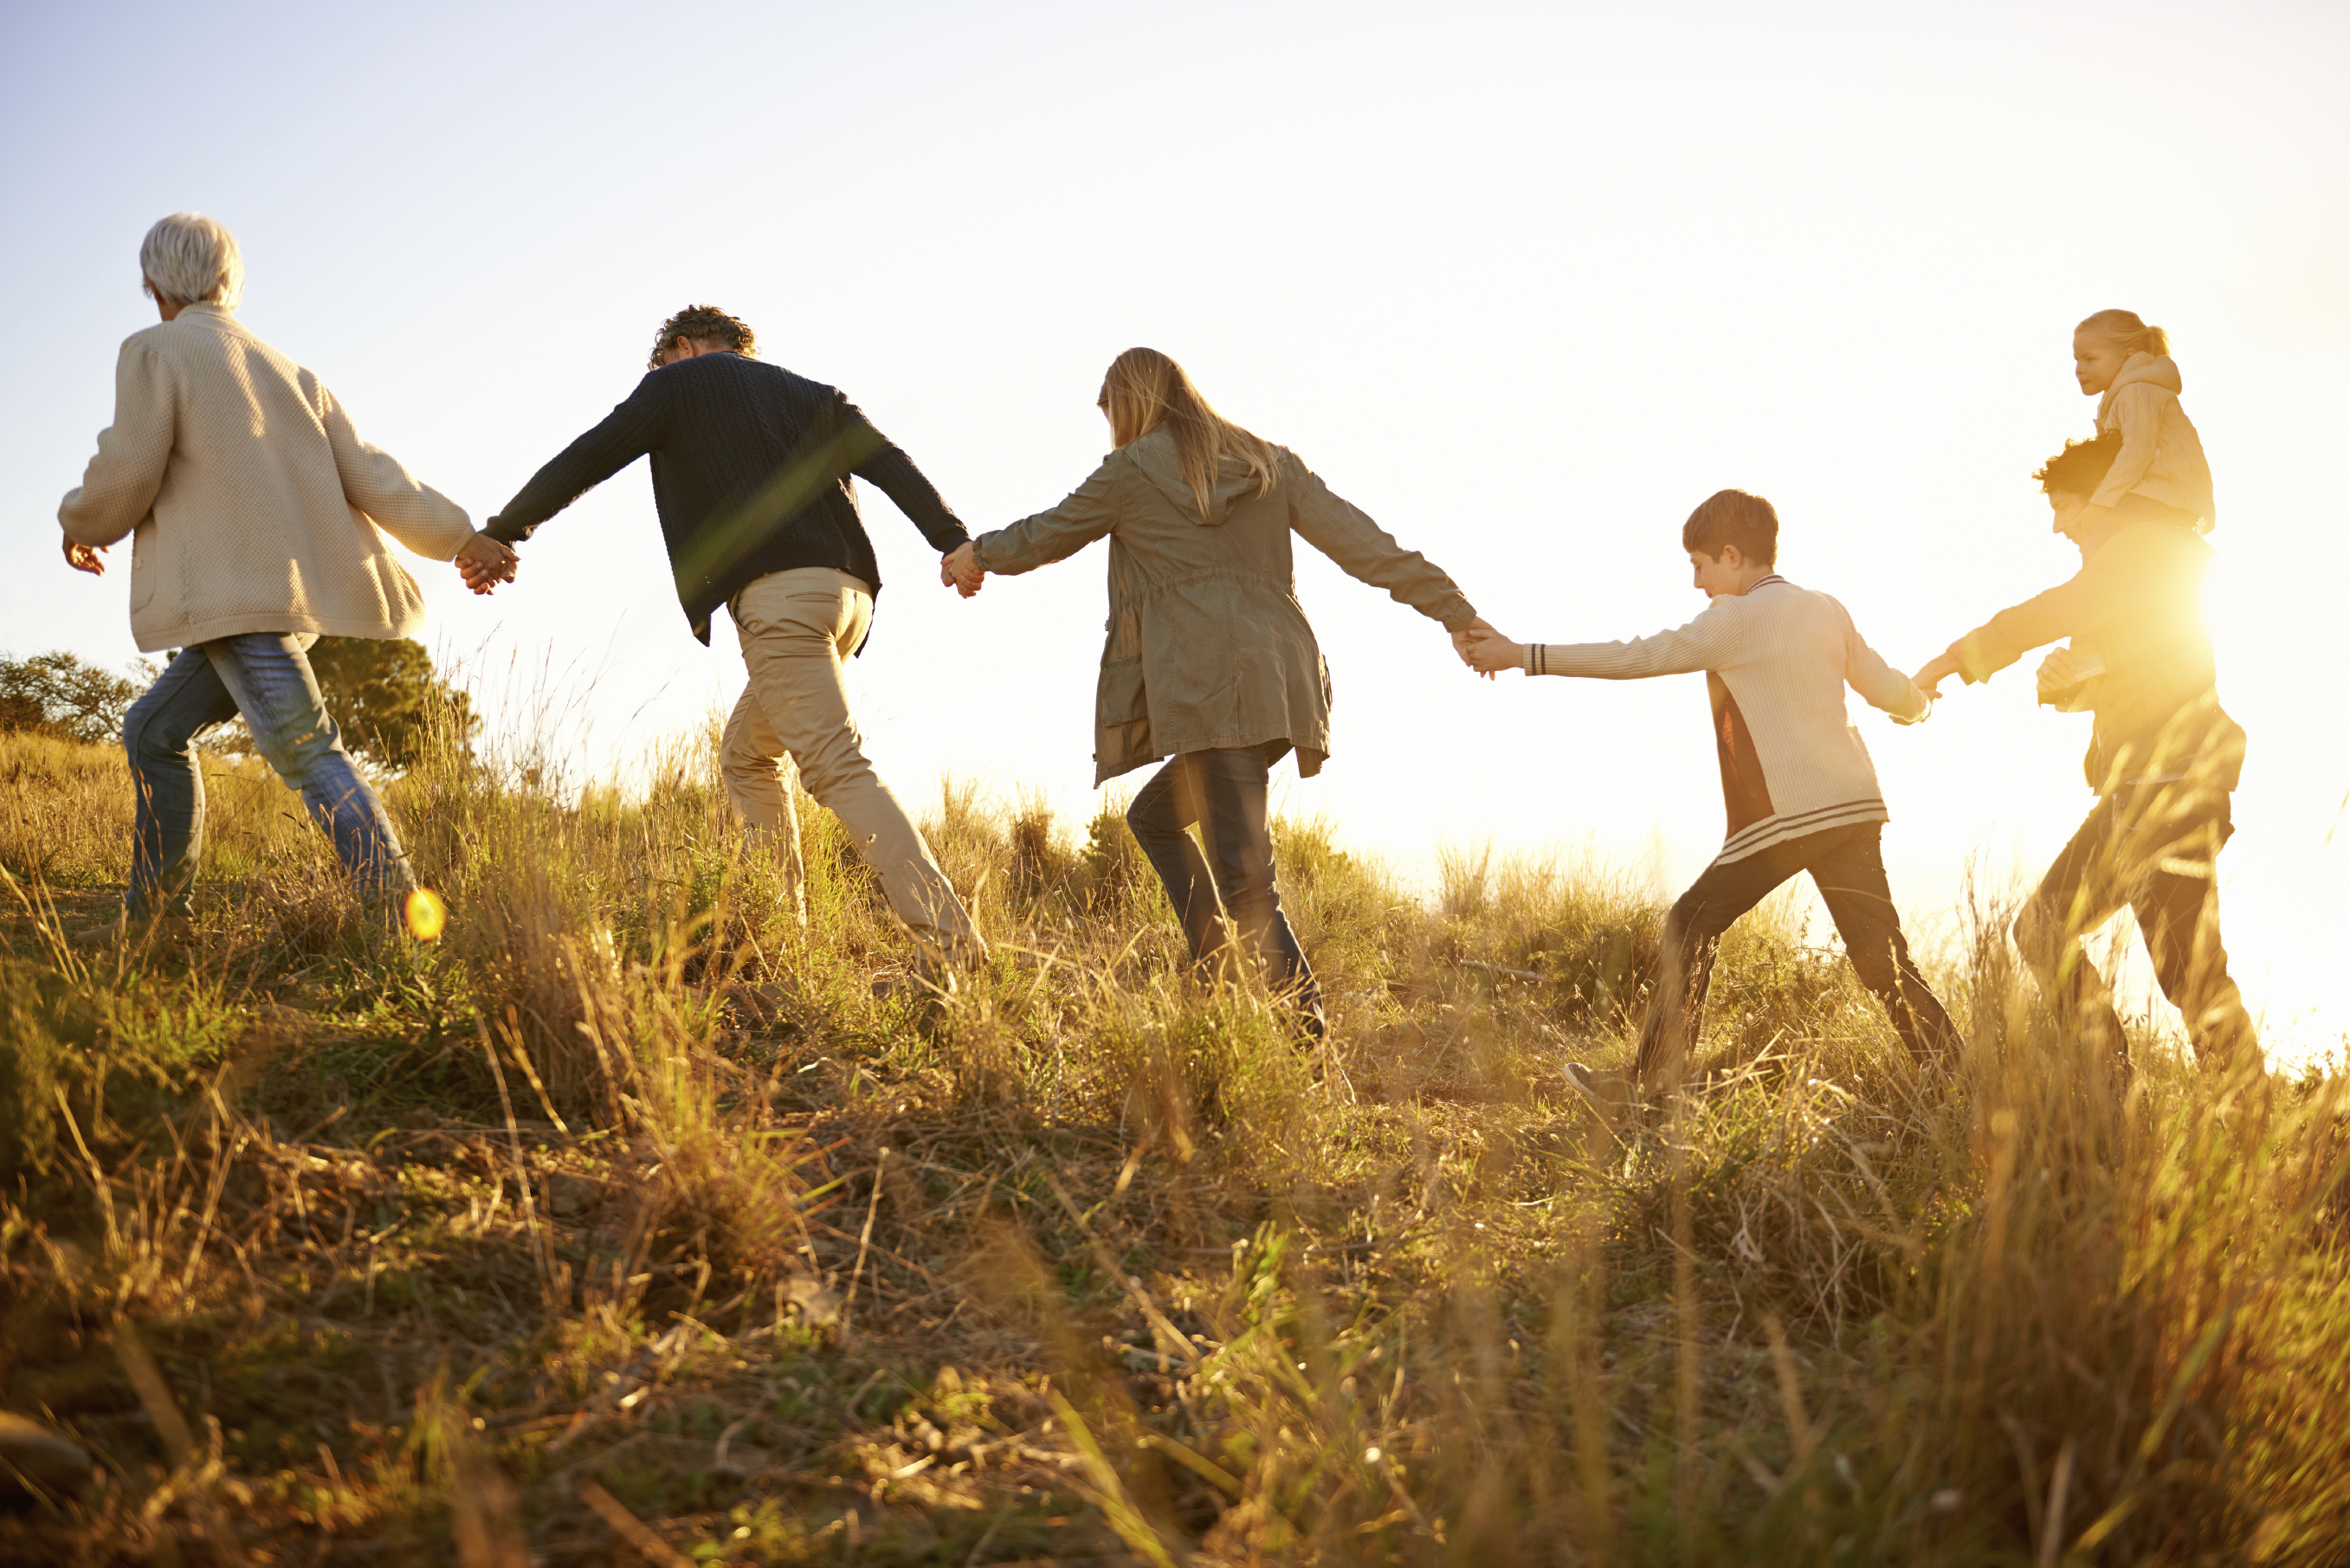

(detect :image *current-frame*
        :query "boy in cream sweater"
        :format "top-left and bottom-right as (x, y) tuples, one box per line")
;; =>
(1463, 489), (1959, 1097)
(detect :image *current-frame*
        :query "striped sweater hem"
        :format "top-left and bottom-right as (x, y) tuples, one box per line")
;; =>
(1714, 798), (1890, 864)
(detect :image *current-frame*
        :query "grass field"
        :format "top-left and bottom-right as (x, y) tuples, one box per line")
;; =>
(1, 715), (2345, 1565)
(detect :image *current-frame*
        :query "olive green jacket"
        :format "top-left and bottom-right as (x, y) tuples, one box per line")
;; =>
(972, 429), (1476, 784)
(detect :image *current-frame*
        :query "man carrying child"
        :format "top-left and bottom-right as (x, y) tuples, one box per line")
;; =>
(1465, 490), (1960, 1098)
(1914, 432), (2256, 1071)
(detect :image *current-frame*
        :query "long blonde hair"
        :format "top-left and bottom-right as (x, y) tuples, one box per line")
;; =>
(1098, 348), (1280, 519)
(2076, 308), (2172, 358)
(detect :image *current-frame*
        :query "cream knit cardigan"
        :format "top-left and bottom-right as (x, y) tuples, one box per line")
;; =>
(58, 305), (474, 651)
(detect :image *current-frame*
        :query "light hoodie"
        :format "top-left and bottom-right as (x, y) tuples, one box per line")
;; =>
(1522, 578), (1927, 863)
(2090, 352), (2216, 532)
(58, 305), (474, 651)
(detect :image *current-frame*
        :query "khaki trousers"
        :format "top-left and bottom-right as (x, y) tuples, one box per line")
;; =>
(720, 568), (982, 967)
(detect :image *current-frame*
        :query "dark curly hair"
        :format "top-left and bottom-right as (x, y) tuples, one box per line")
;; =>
(648, 305), (757, 369)
(1682, 489), (1779, 567)
(2034, 429), (2123, 498)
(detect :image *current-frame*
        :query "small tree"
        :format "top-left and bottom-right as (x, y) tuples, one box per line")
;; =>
(303, 637), (477, 772)
(0, 651), (139, 745)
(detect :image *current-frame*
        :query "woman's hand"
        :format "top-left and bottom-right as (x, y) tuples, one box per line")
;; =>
(942, 543), (983, 598)
(62, 533), (107, 576)
(1912, 650), (1962, 699)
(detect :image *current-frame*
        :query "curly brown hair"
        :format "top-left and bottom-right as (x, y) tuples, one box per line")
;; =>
(2034, 429), (2123, 498)
(648, 305), (757, 369)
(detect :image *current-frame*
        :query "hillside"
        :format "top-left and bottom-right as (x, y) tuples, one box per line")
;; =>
(1, 725), (2344, 1565)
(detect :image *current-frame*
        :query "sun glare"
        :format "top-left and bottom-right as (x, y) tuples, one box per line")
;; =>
(404, 887), (448, 944)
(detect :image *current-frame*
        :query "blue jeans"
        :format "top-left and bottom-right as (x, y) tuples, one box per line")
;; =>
(1126, 745), (1324, 1037)
(121, 634), (411, 919)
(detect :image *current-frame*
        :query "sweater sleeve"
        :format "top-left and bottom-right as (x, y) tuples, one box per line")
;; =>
(2089, 384), (2167, 511)
(1836, 598), (1929, 722)
(58, 339), (175, 548)
(1523, 597), (1742, 679)
(833, 391), (969, 552)
(317, 381), (475, 560)
(1946, 527), (2162, 683)
(972, 455), (1121, 575)
(1283, 454), (1476, 630)
(483, 375), (667, 545)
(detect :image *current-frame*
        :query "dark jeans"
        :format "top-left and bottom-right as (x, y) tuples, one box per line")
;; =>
(1126, 745), (1324, 1035)
(1636, 821), (1959, 1086)
(122, 634), (411, 920)
(2016, 784), (2254, 1068)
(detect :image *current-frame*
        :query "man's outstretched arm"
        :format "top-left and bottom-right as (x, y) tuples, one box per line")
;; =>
(481, 377), (668, 549)
(835, 391), (970, 554)
(1918, 528), (2164, 694)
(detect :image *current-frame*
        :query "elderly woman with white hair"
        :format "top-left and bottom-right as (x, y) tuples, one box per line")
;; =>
(57, 213), (515, 938)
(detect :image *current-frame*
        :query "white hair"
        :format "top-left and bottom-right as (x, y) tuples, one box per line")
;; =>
(139, 212), (243, 308)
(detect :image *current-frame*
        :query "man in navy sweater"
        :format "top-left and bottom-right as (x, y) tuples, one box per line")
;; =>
(463, 305), (984, 984)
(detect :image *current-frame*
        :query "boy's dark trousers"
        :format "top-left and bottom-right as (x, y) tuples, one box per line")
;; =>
(1636, 822), (1959, 1087)
(2015, 782), (2254, 1068)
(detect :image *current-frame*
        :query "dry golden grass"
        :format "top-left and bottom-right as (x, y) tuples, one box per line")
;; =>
(1, 719), (2346, 1565)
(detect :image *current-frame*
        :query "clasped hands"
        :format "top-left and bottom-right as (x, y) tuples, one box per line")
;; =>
(939, 542), (982, 598)
(1910, 651), (1961, 700)
(1455, 619), (1522, 677)
(455, 532), (520, 596)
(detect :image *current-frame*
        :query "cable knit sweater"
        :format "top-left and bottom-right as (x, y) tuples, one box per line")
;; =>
(1522, 576), (1927, 862)
(57, 305), (475, 652)
(2090, 352), (2216, 532)
(484, 352), (970, 646)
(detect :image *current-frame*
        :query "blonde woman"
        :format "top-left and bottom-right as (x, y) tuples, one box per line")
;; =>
(946, 349), (1484, 1036)
(57, 214), (501, 938)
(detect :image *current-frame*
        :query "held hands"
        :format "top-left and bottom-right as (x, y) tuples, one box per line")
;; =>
(1457, 620), (1525, 679)
(1911, 651), (1962, 700)
(941, 542), (983, 599)
(455, 532), (520, 596)
(61, 533), (107, 576)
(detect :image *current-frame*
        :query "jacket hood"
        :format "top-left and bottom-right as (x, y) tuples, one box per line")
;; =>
(1127, 427), (1264, 526)
(2097, 352), (2183, 421)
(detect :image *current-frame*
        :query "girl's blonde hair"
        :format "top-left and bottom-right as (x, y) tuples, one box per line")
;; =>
(1098, 348), (1280, 519)
(2076, 308), (2172, 358)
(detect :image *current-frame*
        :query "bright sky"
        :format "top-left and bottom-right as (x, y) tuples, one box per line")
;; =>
(5, 2), (2347, 1063)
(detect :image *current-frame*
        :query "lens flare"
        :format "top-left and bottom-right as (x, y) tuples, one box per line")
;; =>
(404, 887), (448, 943)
